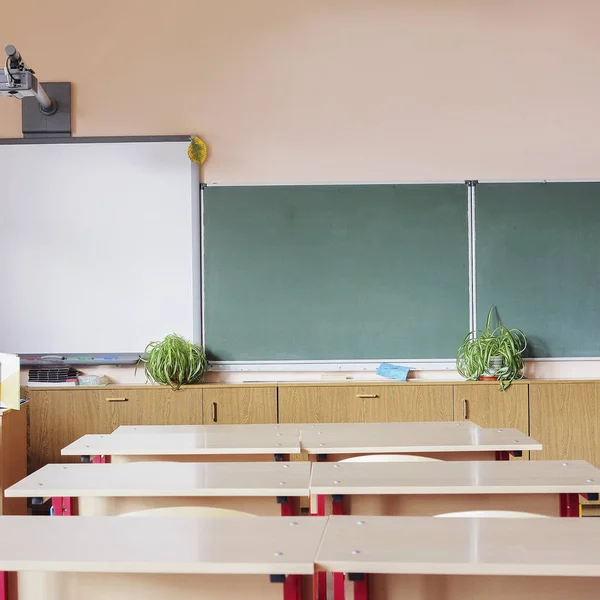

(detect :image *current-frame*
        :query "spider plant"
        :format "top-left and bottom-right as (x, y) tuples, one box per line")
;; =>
(456, 306), (527, 390)
(138, 334), (207, 390)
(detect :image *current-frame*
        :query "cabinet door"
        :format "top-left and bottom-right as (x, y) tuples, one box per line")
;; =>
(0, 406), (28, 515)
(104, 388), (202, 429)
(453, 384), (529, 430)
(202, 387), (277, 425)
(278, 385), (453, 423)
(29, 389), (115, 470)
(530, 383), (600, 465)
(28, 388), (202, 470)
(453, 383), (529, 460)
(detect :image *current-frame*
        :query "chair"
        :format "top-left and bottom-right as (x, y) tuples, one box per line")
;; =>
(339, 454), (441, 463)
(120, 506), (256, 518)
(435, 510), (549, 518)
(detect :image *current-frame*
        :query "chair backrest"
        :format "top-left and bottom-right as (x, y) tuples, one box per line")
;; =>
(339, 454), (441, 463)
(435, 510), (549, 518)
(120, 506), (257, 518)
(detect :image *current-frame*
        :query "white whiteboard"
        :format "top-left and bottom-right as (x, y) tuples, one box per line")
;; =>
(0, 139), (200, 354)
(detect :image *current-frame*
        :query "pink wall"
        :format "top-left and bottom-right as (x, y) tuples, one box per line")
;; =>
(5, 1), (600, 382)
(2, 0), (600, 184)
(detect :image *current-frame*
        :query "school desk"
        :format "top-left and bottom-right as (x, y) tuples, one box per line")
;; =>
(60, 431), (301, 464)
(112, 421), (479, 436)
(0, 515), (326, 600)
(301, 425), (542, 463)
(309, 459), (600, 517)
(316, 516), (600, 600)
(5, 461), (310, 517)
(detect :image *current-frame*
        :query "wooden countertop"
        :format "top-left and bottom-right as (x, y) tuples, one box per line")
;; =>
(24, 379), (600, 391)
(316, 516), (600, 576)
(61, 432), (300, 456)
(6, 461), (311, 498)
(310, 460), (600, 495)
(0, 516), (326, 574)
(301, 427), (542, 454)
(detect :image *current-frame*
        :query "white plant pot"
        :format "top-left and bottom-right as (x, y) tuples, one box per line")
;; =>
(487, 355), (504, 376)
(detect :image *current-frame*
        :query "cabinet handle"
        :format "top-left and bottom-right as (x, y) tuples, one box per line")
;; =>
(462, 399), (469, 420)
(356, 394), (378, 399)
(211, 402), (217, 423)
(106, 397), (128, 402)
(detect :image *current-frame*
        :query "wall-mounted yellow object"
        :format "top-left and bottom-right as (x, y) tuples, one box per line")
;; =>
(188, 136), (208, 165)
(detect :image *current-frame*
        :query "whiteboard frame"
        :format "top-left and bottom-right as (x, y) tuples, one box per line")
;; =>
(0, 135), (201, 355)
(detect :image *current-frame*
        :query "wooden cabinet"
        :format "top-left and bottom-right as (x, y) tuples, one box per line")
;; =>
(0, 405), (28, 515)
(530, 383), (600, 466)
(278, 384), (453, 423)
(202, 387), (277, 424)
(28, 387), (202, 470)
(453, 383), (529, 430)
(453, 383), (529, 459)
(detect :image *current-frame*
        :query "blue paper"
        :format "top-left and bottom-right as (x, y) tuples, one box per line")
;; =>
(376, 363), (410, 381)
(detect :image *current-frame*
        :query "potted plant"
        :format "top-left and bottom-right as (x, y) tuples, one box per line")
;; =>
(139, 334), (208, 390)
(456, 306), (527, 390)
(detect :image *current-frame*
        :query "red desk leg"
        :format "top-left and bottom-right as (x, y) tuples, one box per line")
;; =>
(333, 572), (345, 600)
(331, 495), (345, 598)
(0, 570), (7, 600)
(283, 574), (301, 600)
(495, 451), (510, 461)
(332, 496), (344, 515)
(280, 497), (294, 517)
(316, 494), (327, 600)
(92, 455), (108, 464)
(51, 497), (73, 516)
(51, 497), (63, 516)
(560, 492), (580, 517)
(63, 496), (73, 516)
(353, 575), (368, 600)
(317, 495), (326, 516)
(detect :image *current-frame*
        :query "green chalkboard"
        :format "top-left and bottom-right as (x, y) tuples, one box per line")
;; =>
(203, 184), (469, 361)
(476, 182), (600, 357)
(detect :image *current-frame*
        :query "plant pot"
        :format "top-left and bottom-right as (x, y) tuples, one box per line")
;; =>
(486, 355), (503, 376)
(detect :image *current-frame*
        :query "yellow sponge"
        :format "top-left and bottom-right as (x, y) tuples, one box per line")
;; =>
(188, 136), (208, 165)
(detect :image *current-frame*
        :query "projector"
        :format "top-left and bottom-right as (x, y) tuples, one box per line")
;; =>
(1, 44), (56, 113)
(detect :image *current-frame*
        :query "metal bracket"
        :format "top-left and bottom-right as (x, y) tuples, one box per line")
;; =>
(269, 574), (286, 583)
(80, 455), (91, 463)
(22, 82), (71, 138)
(510, 450), (523, 458)
(465, 180), (479, 187)
(348, 573), (365, 581)
(276, 496), (290, 504)
(317, 454), (328, 462)
(332, 494), (344, 503)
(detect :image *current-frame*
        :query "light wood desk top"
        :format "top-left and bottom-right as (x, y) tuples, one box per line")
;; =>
(310, 460), (600, 495)
(0, 516), (326, 574)
(61, 432), (300, 457)
(113, 424), (302, 435)
(301, 426), (542, 454)
(316, 516), (600, 576)
(113, 421), (478, 436)
(6, 462), (310, 498)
